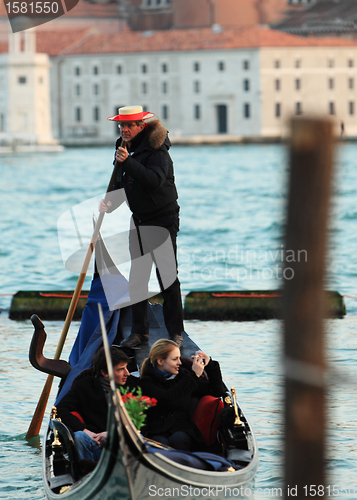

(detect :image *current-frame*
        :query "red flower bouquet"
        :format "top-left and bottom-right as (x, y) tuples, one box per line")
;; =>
(119, 387), (157, 430)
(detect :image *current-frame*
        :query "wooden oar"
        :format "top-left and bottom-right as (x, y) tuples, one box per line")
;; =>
(26, 144), (126, 439)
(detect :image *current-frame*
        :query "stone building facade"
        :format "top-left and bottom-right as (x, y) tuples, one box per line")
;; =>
(260, 43), (357, 137)
(44, 26), (357, 143)
(1, 26), (357, 143)
(0, 29), (58, 147)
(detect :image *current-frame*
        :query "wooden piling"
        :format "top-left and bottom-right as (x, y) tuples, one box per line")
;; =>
(283, 117), (335, 498)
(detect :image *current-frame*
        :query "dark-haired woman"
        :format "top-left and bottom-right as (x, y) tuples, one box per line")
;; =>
(140, 339), (225, 451)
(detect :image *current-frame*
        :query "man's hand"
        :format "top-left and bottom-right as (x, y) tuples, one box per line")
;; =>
(115, 147), (128, 163)
(93, 431), (107, 447)
(83, 428), (97, 441)
(98, 199), (112, 213)
(83, 429), (107, 447)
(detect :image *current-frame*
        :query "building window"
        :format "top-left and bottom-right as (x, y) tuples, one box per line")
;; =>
(329, 78), (334, 89)
(275, 60), (281, 69)
(349, 78), (354, 89)
(193, 62), (200, 72)
(75, 66), (81, 76)
(328, 59), (334, 68)
(93, 84), (99, 95)
(94, 106), (100, 122)
(141, 82), (148, 94)
(141, 64), (148, 73)
(143, 105), (148, 112)
(18, 76), (26, 84)
(162, 63), (168, 73)
(218, 61), (225, 71)
(243, 79), (250, 91)
(39, 76), (43, 84)
(348, 59), (354, 68)
(295, 78), (301, 90)
(349, 101), (355, 115)
(275, 103), (281, 118)
(162, 105), (168, 120)
(75, 107), (82, 122)
(329, 102), (335, 115)
(117, 65), (122, 74)
(75, 84), (81, 96)
(243, 60), (249, 70)
(244, 103), (251, 119)
(194, 104), (201, 120)
(275, 79), (281, 91)
(162, 81), (168, 94)
(295, 59), (301, 68)
(295, 102), (302, 115)
(194, 80), (200, 93)
(93, 66), (99, 75)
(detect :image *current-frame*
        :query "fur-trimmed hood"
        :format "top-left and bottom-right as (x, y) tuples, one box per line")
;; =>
(145, 119), (169, 150)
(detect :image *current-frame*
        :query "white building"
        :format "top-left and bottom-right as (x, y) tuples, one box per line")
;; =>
(0, 29), (61, 151)
(55, 44), (261, 144)
(2, 25), (357, 144)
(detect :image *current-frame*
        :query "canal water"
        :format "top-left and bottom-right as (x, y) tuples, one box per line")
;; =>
(1, 143), (357, 499)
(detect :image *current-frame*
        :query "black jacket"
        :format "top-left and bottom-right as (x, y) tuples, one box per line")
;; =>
(108, 119), (179, 222)
(139, 360), (225, 440)
(56, 373), (138, 433)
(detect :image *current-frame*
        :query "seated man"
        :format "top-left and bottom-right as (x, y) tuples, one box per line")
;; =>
(57, 346), (138, 461)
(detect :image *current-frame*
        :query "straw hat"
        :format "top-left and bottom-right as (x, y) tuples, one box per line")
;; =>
(107, 105), (155, 122)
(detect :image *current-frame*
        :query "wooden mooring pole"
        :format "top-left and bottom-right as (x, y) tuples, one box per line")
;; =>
(283, 117), (335, 499)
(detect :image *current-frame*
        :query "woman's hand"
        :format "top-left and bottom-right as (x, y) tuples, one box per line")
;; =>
(191, 354), (205, 378)
(194, 350), (210, 366)
(98, 199), (111, 213)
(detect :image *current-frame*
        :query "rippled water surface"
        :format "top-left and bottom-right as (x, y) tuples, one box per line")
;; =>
(1, 143), (357, 499)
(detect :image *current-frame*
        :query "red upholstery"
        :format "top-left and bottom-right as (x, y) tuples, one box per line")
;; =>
(191, 395), (224, 446)
(71, 411), (85, 424)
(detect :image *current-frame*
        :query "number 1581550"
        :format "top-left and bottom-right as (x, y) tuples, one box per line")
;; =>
(6, 2), (59, 14)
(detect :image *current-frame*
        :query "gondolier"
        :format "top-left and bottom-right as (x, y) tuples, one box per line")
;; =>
(99, 106), (184, 349)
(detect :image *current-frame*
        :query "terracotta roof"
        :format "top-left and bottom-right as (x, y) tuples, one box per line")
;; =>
(0, 26), (355, 56)
(37, 29), (96, 56)
(0, 29), (94, 56)
(51, 25), (357, 55)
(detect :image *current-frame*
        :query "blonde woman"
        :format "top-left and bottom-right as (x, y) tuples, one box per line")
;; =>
(139, 339), (225, 451)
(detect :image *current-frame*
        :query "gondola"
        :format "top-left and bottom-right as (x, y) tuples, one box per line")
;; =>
(28, 235), (258, 500)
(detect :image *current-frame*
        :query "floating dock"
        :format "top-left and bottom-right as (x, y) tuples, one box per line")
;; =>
(9, 289), (346, 321)
(184, 290), (346, 321)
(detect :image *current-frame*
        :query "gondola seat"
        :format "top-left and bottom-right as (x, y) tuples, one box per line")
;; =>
(191, 395), (224, 447)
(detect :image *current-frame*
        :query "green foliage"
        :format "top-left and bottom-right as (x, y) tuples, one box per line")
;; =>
(119, 387), (157, 430)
